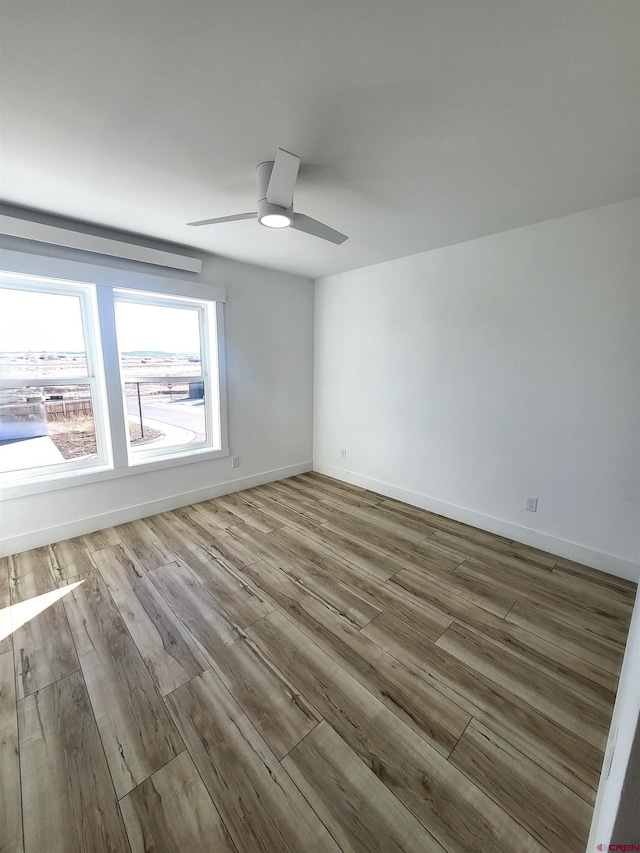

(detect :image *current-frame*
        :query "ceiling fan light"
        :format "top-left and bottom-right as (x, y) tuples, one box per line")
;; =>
(259, 212), (292, 228)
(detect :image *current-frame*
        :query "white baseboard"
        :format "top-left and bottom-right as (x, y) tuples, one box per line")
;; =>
(1, 462), (312, 557)
(314, 462), (640, 583)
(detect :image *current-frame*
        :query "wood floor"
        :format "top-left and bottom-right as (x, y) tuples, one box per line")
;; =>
(0, 472), (636, 853)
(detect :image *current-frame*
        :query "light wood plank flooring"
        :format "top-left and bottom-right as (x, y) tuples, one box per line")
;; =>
(1, 472), (636, 853)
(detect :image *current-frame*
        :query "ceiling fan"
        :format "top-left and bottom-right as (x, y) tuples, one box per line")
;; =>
(187, 148), (348, 245)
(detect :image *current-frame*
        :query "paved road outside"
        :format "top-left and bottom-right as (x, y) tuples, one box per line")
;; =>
(126, 395), (206, 443)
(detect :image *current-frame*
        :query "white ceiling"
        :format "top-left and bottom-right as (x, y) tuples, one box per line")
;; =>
(1, 1), (638, 280)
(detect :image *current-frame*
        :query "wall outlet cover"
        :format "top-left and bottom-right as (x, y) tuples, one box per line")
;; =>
(526, 496), (538, 512)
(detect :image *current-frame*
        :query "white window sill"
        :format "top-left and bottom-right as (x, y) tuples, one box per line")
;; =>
(0, 443), (229, 500)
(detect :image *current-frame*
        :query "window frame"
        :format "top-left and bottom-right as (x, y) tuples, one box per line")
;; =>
(113, 287), (221, 466)
(0, 272), (113, 482)
(0, 258), (228, 499)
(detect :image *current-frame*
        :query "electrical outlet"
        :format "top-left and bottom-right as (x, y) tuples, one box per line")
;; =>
(526, 496), (538, 512)
(340, 448), (347, 460)
(231, 456), (240, 468)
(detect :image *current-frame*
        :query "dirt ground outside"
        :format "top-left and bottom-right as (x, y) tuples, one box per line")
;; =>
(47, 415), (163, 459)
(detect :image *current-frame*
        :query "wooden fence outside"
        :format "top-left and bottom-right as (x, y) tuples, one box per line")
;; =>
(45, 399), (93, 420)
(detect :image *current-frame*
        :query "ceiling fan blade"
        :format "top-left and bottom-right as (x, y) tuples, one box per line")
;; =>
(266, 149), (300, 208)
(187, 213), (256, 227)
(291, 213), (348, 245)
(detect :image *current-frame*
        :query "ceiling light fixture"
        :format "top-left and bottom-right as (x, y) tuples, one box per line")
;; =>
(259, 212), (291, 228)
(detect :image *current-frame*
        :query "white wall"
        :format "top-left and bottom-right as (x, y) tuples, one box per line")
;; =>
(0, 220), (314, 554)
(314, 199), (640, 580)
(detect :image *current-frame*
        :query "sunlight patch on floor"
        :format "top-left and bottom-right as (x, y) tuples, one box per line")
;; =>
(0, 579), (85, 641)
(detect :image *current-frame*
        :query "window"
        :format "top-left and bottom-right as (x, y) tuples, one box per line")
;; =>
(0, 275), (111, 480)
(0, 271), (226, 490)
(114, 290), (221, 464)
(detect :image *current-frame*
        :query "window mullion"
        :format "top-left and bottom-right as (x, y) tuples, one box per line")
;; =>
(199, 305), (212, 449)
(212, 302), (228, 453)
(96, 285), (128, 469)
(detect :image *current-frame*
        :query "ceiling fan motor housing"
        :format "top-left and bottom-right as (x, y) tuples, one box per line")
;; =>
(256, 160), (293, 225)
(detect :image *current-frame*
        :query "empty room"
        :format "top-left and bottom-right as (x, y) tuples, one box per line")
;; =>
(0, 2), (639, 852)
